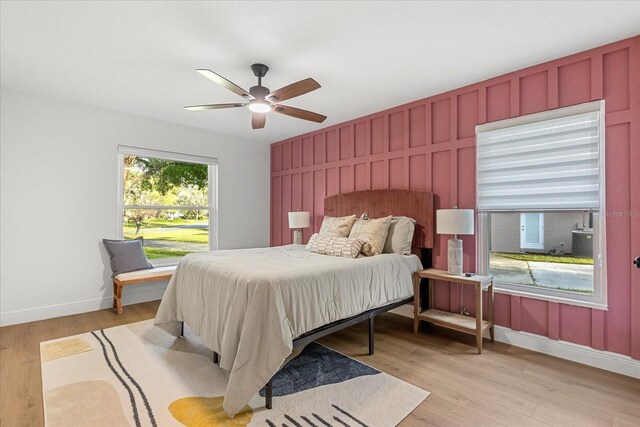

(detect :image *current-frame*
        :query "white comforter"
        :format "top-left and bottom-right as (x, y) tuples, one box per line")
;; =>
(153, 245), (422, 416)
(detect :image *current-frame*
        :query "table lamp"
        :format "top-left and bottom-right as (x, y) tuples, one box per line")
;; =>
(436, 208), (474, 275)
(288, 211), (311, 245)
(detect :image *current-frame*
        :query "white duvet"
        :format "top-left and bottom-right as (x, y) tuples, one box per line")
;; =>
(153, 244), (422, 416)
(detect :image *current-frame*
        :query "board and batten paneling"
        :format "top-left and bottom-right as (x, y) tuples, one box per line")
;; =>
(270, 36), (640, 360)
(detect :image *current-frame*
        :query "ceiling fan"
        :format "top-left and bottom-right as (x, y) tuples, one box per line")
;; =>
(184, 64), (327, 129)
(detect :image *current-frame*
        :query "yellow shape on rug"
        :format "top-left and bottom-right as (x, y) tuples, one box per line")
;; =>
(169, 396), (253, 426)
(41, 337), (92, 362)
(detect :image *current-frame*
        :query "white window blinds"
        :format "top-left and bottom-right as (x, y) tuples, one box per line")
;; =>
(476, 104), (603, 211)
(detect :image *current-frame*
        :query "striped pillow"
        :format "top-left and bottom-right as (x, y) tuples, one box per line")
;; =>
(305, 233), (367, 258)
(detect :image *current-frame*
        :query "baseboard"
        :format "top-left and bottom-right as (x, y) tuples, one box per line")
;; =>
(493, 326), (639, 378)
(391, 304), (639, 378)
(0, 285), (167, 327)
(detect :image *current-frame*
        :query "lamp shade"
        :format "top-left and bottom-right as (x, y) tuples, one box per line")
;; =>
(436, 209), (474, 235)
(288, 211), (311, 229)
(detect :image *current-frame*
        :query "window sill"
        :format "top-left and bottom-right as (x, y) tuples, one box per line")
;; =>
(150, 257), (182, 268)
(494, 285), (608, 311)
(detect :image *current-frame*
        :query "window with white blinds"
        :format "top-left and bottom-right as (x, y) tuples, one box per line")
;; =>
(475, 100), (607, 310)
(476, 101), (605, 211)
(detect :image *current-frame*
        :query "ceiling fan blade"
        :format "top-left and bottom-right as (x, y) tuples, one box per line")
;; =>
(252, 113), (266, 129)
(267, 78), (320, 102)
(184, 103), (247, 111)
(196, 69), (252, 99)
(273, 105), (327, 123)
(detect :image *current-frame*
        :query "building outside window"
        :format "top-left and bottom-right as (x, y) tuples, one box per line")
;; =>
(118, 146), (218, 265)
(476, 101), (607, 309)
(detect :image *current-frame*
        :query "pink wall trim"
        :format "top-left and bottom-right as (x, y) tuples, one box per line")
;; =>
(270, 36), (640, 359)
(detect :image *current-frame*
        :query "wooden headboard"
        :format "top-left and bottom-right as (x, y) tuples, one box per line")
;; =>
(324, 190), (434, 253)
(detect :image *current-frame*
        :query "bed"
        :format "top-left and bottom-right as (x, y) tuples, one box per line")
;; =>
(154, 189), (434, 416)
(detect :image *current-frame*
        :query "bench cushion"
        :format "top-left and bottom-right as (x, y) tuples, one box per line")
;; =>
(114, 265), (176, 282)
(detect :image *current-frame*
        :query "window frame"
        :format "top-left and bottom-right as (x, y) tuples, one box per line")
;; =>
(117, 145), (218, 266)
(475, 101), (607, 310)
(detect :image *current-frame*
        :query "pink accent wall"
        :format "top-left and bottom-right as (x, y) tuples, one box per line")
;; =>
(270, 36), (640, 359)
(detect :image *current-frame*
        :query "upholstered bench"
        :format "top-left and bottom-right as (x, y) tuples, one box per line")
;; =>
(112, 266), (176, 314)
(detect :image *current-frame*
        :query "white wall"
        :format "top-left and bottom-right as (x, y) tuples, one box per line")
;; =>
(0, 89), (271, 325)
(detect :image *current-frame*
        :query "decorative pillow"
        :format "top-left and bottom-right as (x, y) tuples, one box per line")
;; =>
(102, 237), (153, 276)
(305, 233), (367, 258)
(383, 216), (416, 255)
(319, 214), (357, 237)
(360, 241), (374, 257)
(348, 215), (393, 255)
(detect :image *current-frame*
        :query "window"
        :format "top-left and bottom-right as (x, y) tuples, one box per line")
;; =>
(118, 146), (218, 265)
(476, 101), (607, 309)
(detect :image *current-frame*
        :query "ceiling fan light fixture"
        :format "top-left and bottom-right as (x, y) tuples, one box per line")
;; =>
(248, 100), (272, 113)
(187, 64), (325, 128)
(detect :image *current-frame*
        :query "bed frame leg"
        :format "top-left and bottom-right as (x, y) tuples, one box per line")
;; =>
(265, 378), (273, 409)
(213, 351), (219, 364)
(368, 315), (375, 356)
(180, 321), (184, 337)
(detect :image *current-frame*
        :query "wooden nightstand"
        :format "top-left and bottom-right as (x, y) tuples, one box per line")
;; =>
(414, 268), (494, 353)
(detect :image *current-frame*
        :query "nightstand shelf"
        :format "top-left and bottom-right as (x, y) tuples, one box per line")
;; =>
(414, 268), (494, 353)
(417, 308), (493, 335)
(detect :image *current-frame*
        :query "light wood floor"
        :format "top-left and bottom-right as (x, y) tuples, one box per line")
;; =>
(1, 301), (638, 426)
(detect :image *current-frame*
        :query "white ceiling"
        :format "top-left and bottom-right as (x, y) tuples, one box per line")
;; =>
(1, 1), (639, 144)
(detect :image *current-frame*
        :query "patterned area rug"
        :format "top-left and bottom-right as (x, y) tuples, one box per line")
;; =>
(41, 319), (429, 426)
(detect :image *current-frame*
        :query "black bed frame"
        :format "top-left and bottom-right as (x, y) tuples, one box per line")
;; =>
(179, 295), (413, 410)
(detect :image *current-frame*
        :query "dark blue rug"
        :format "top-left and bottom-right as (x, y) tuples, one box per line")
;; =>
(259, 342), (380, 397)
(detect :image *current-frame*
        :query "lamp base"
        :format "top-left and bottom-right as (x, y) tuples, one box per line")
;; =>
(447, 238), (463, 275)
(293, 229), (303, 245)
